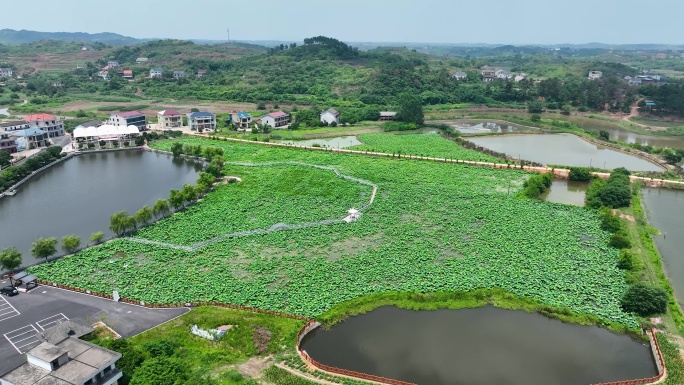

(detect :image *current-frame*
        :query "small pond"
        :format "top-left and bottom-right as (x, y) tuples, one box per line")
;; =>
(541, 180), (588, 206)
(272, 135), (362, 149)
(300, 306), (656, 385)
(433, 119), (535, 134)
(642, 187), (684, 305)
(468, 133), (663, 171)
(0, 150), (201, 267)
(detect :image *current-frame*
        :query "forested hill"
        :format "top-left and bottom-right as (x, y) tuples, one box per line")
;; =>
(0, 29), (139, 45)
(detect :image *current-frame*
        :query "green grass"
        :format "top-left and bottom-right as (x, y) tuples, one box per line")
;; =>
(657, 333), (684, 385)
(351, 132), (500, 162)
(630, 118), (684, 128)
(30, 137), (638, 329)
(87, 306), (305, 385)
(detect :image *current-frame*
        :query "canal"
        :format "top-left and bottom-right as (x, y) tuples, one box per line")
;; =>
(300, 306), (656, 385)
(0, 150), (201, 267)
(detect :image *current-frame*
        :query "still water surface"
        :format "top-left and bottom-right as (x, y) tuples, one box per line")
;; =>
(642, 188), (684, 304)
(541, 180), (588, 206)
(0, 151), (201, 266)
(301, 306), (656, 385)
(468, 134), (663, 171)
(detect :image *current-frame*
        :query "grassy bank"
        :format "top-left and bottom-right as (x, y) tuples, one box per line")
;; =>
(627, 191), (684, 334)
(317, 289), (637, 336)
(657, 333), (684, 385)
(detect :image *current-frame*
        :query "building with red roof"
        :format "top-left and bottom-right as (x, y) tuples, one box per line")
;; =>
(24, 114), (65, 138)
(157, 110), (183, 128)
(260, 111), (290, 128)
(123, 69), (133, 79)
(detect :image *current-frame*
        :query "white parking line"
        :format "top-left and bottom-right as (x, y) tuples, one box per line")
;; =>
(0, 296), (20, 322)
(36, 313), (68, 331)
(4, 325), (41, 354)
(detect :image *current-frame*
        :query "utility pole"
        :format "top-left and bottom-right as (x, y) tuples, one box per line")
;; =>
(227, 29), (230, 43)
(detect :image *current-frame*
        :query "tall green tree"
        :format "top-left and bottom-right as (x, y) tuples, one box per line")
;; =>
(110, 211), (131, 235)
(170, 142), (183, 157)
(396, 93), (424, 125)
(0, 151), (11, 168)
(61, 235), (81, 254)
(135, 206), (153, 225)
(169, 190), (184, 210)
(31, 237), (58, 262)
(0, 247), (22, 272)
(153, 199), (170, 217)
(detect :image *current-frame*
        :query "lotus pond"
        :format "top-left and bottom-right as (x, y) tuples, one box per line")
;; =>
(29, 137), (637, 328)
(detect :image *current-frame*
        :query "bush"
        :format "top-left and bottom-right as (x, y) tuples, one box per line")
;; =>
(599, 208), (623, 233)
(521, 173), (552, 199)
(530, 114), (541, 122)
(569, 167), (592, 181)
(382, 122), (418, 132)
(608, 233), (631, 249)
(620, 284), (668, 316)
(142, 339), (176, 358)
(618, 250), (636, 270)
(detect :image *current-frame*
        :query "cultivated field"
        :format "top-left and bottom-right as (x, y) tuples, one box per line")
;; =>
(29, 136), (637, 327)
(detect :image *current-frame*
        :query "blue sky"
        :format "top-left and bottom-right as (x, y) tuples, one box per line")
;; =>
(6, 0), (684, 44)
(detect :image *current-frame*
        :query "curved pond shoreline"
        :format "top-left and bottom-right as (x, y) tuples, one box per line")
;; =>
(299, 306), (660, 385)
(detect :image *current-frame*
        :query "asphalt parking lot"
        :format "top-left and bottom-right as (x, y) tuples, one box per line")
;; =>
(0, 279), (188, 374)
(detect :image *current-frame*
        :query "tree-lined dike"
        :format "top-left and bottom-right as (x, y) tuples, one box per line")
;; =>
(6, 134), (684, 385)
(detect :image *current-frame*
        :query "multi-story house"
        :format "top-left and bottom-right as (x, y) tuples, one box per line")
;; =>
(107, 61), (119, 67)
(0, 68), (13, 77)
(0, 120), (30, 132)
(187, 111), (217, 132)
(108, 111), (147, 130)
(236, 112), (252, 129)
(173, 71), (186, 80)
(158, 110), (183, 128)
(588, 71), (603, 80)
(150, 68), (163, 78)
(260, 111), (289, 128)
(0, 131), (17, 153)
(24, 114), (65, 138)
(0, 320), (123, 385)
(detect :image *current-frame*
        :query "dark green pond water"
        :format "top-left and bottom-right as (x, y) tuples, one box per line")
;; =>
(300, 306), (656, 385)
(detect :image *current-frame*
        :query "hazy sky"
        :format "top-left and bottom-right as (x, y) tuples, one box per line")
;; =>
(5, 0), (684, 44)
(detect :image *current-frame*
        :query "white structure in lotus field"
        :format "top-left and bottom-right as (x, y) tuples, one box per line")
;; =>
(343, 208), (360, 223)
(320, 108), (340, 125)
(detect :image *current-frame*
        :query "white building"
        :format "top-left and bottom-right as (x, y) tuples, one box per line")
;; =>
(97, 70), (109, 80)
(108, 111), (147, 130)
(0, 320), (122, 385)
(107, 61), (119, 67)
(158, 109), (183, 128)
(260, 111), (289, 128)
(452, 71), (467, 80)
(150, 68), (163, 78)
(320, 108), (340, 125)
(497, 71), (514, 80)
(136, 57), (148, 63)
(0, 68), (12, 77)
(0, 120), (30, 132)
(514, 74), (528, 82)
(25, 114), (65, 138)
(187, 111), (217, 132)
(588, 71), (603, 80)
(173, 71), (186, 80)
(235, 112), (252, 129)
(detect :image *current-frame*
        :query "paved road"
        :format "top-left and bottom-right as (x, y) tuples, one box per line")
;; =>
(0, 280), (188, 374)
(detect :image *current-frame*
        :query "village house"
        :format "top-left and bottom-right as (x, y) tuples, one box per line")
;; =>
(150, 68), (163, 78)
(0, 68), (13, 77)
(187, 111), (217, 132)
(157, 110), (183, 128)
(497, 70), (514, 80)
(380, 111), (397, 121)
(136, 57), (148, 63)
(197, 69), (207, 78)
(0, 131), (17, 153)
(0, 320), (123, 385)
(107, 60), (119, 67)
(0, 120), (30, 132)
(97, 70), (109, 80)
(320, 108), (340, 125)
(25, 114), (65, 138)
(588, 70), (603, 80)
(236, 112), (252, 129)
(108, 111), (147, 130)
(173, 71), (186, 80)
(452, 71), (467, 80)
(13, 128), (48, 150)
(260, 111), (289, 128)
(123, 69), (133, 79)
(514, 74), (528, 82)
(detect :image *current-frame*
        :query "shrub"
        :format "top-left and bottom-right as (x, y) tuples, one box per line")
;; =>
(599, 208), (623, 233)
(620, 284), (668, 316)
(530, 114), (541, 122)
(569, 167), (592, 181)
(617, 250), (636, 270)
(608, 233), (631, 249)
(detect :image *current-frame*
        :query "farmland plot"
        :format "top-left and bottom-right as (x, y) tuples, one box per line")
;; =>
(29, 138), (637, 327)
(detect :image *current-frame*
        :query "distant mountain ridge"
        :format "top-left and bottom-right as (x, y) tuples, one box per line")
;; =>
(0, 29), (140, 45)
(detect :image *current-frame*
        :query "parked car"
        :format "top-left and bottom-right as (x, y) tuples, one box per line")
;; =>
(0, 286), (18, 296)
